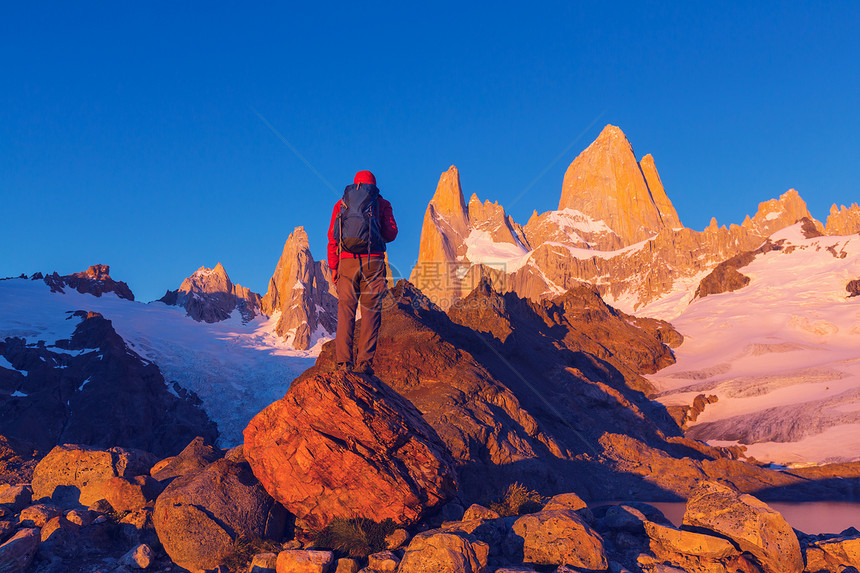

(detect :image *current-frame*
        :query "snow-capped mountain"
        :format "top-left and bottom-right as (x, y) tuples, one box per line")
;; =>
(644, 224), (860, 466)
(0, 273), (318, 448)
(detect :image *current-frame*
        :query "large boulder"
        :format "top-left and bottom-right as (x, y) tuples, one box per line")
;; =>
(153, 457), (287, 572)
(643, 520), (743, 572)
(682, 481), (803, 573)
(398, 530), (489, 573)
(31, 444), (157, 507)
(243, 371), (458, 530)
(508, 509), (607, 570)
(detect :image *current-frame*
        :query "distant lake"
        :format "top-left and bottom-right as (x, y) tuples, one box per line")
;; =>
(594, 501), (860, 535)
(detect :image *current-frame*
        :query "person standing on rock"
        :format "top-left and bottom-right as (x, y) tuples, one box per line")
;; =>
(327, 170), (398, 375)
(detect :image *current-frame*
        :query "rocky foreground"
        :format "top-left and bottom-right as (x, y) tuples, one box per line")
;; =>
(1, 434), (860, 573)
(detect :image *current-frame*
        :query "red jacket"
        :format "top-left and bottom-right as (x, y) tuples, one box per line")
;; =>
(327, 195), (397, 272)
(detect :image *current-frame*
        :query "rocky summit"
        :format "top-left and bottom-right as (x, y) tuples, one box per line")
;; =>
(261, 226), (337, 350)
(158, 262), (262, 323)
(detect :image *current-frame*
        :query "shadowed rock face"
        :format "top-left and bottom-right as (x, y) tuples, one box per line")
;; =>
(693, 240), (783, 299)
(42, 265), (134, 301)
(296, 280), (860, 504)
(0, 311), (217, 457)
(158, 262), (262, 323)
(244, 370), (458, 530)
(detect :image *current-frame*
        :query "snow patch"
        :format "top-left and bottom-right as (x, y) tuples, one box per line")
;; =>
(646, 233), (860, 465)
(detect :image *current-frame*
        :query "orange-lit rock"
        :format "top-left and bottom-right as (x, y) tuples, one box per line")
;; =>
(825, 202), (860, 235)
(159, 262), (262, 323)
(558, 125), (673, 247)
(243, 371), (458, 530)
(261, 226), (337, 350)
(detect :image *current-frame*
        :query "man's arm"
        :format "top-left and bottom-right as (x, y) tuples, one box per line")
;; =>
(327, 201), (342, 276)
(379, 198), (398, 243)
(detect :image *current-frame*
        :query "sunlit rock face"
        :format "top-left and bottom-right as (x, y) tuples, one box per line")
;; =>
(261, 226), (336, 350)
(410, 125), (833, 313)
(558, 124), (680, 248)
(160, 263), (261, 323)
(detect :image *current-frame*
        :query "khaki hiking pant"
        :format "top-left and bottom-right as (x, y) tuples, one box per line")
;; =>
(335, 256), (387, 367)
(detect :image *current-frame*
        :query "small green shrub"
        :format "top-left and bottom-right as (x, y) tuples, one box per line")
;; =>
(312, 517), (398, 559)
(222, 536), (283, 572)
(489, 482), (544, 517)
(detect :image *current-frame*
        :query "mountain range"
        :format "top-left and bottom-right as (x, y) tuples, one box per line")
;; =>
(2, 124), (859, 469)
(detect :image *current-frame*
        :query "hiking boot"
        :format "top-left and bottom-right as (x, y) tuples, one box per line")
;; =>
(353, 362), (374, 376)
(336, 362), (354, 372)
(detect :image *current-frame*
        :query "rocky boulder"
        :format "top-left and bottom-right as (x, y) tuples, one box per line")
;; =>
(682, 481), (803, 573)
(153, 457), (287, 572)
(244, 370), (458, 530)
(31, 444), (157, 507)
(643, 520), (742, 572)
(507, 509), (607, 569)
(398, 530), (489, 573)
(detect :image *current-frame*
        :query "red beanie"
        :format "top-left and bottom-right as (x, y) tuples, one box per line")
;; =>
(354, 170), (376, 186)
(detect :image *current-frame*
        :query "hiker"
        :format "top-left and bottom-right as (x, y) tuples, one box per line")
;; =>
(327, 170), (398, 375)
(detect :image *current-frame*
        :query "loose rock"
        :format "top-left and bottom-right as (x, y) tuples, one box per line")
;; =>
(118, 543), (155, 569)
(244, 371), (458, 530)
(398, 530), (489, 573)
(275, 549), (334, 573)
(18, 503), (62, 528)
(509, 509), (607, 570)
(0, 485), (31, 513)
(367, 550), (399, 572)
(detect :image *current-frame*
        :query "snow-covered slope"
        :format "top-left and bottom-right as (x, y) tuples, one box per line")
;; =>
(0, 277), (323, 446)
(644, 225), (860, 465)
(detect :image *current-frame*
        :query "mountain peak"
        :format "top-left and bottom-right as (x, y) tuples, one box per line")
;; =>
(429, 165), (469, 233)
(558, 124), (674, 247)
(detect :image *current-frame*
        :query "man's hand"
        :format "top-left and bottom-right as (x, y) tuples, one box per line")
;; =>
(332, 268), (338, 284)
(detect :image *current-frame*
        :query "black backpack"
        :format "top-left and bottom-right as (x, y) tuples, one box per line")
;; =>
(334, 183), (386, 255)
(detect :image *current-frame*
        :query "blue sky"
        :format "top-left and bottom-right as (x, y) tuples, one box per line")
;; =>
(2, 2), (859, 302)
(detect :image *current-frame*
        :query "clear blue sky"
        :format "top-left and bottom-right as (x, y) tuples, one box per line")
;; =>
(2, 2), (859, 302)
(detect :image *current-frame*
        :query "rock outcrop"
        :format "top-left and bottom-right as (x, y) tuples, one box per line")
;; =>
(682, 481), (803, 573)
(243, 370), (458, 530)
(0, 311), (217, 457)
(158, 262), (261, 323)
(41, 264), (134, 301)
(261, 226), (337, 350)
(826, 202), (860, 235)
(693, 239), (783, 299)
(300, 279), (860, 505)
(31, 444), (157, 507)
(153, 457), (287, 572)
